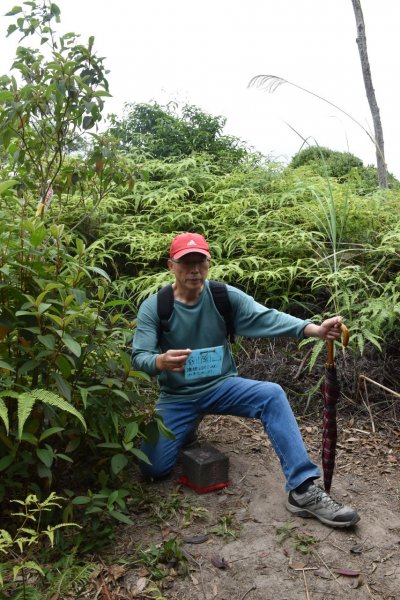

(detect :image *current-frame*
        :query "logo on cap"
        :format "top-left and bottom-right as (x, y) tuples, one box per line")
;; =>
(169, 232), (210, 259)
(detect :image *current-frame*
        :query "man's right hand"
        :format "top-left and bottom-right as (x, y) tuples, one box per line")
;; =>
(156, 349), (192, 372)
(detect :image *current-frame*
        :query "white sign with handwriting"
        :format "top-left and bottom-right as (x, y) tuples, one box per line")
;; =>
(184, 346), (224, 380)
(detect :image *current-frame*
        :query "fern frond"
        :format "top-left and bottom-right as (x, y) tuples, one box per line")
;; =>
(8, 585), (43, 600)
(17, 394), (36, 441)
(0, 398), (9, 434)
(308, 339), (325, 371)
(17, 390), (86, 440)
(49, 562), (99, 596)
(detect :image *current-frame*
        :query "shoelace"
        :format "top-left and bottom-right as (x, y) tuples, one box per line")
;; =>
(308, 485), (344, 511)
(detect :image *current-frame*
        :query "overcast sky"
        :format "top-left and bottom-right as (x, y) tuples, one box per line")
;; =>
(1, 1), (399, 176)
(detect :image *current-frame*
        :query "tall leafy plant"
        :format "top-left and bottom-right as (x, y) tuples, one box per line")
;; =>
(0, 183), (153, 503)
(1, 1), (110, 202)
(108, 101), (249, 168)
(0, 3), (163, 529)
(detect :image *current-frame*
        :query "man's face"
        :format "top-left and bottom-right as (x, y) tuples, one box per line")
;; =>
(168, 252), (210, 292)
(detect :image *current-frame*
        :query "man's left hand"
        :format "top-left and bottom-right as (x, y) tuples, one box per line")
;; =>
(304, 316), (343, 340)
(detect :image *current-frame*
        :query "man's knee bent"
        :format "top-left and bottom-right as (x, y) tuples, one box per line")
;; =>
(138, 440), (179, 480)
(255, 381), (287, 402)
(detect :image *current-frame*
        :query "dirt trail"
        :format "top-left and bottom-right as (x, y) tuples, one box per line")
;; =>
(117, 414), (400, 600)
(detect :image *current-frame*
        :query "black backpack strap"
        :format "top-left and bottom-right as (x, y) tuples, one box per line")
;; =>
(156, 280), (235, 344)
(157, 284), (174, 337)
(209, 280), (235, 343)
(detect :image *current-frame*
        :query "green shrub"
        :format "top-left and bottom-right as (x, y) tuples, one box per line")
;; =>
(0, 1), (166, 531)
(290, 146), (363, 178)
(289, 146), (400, 194)
(0, 188), (161, 508)
(108, 101), (249, 168)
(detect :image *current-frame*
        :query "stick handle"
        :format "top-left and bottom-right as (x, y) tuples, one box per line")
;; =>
(341, 323), (349, 346)
(326, 324), (349, 367)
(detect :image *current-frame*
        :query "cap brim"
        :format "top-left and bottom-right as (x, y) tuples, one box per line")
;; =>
(171, 248), (211, 260)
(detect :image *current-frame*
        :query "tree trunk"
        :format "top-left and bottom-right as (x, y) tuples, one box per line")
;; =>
(351, 0), (388, 188)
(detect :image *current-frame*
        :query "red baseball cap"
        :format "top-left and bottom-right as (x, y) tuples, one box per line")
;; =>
(169, 232), (211, 260)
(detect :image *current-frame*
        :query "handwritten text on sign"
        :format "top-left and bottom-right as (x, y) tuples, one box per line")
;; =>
(184, 346), (224, 380)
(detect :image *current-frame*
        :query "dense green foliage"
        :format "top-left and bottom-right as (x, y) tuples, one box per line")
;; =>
(1, 1), (400, 596)
(108, 101), (249, 168)
(290, 145), (400, 194)
(85, 152), (399, 360)
(290, 146), (363, 177)
(0, 0), (166, 546)
(0, 2), (110, 198)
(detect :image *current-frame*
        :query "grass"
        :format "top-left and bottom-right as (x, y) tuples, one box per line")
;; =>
(208, 512), (240, 540)
(276, 521), (320, 555)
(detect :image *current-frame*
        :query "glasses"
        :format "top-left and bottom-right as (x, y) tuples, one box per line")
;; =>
(170, 258), (210, 269)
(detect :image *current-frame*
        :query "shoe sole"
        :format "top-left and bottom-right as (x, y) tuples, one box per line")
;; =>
(286, 501), (361, 528)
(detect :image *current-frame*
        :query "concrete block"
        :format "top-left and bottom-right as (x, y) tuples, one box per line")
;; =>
(181, 444), (229, 488)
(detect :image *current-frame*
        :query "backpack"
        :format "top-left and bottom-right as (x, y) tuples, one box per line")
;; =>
(156, 280), (235, 343)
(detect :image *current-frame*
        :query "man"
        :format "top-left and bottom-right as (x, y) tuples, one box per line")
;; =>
(132, 232), (360, 528)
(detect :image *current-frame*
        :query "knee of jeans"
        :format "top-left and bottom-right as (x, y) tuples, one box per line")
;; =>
(272, 382), (286, 398)
(259, 382), (288, 411)
(259, 381), (286, 399)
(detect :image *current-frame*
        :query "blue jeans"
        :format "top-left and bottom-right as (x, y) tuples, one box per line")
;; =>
(140, 377), (320, 491)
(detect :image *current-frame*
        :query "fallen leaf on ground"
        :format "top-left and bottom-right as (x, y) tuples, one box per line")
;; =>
(211, 555), (229, 569)
(136, 577), (147, 593)
(289, 558), (306, 570)
(333, 567), (360, 577)
(183, 534), (209, 544)
(108, 564), (126, 580)
(314, 570), (332, 579)
(350, 544), (364, 554)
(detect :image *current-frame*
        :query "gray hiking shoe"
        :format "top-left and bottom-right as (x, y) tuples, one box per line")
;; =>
(286, 483), (360, 528)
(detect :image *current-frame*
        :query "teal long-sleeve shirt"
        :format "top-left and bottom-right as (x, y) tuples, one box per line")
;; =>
(132, 280), (311, 403)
